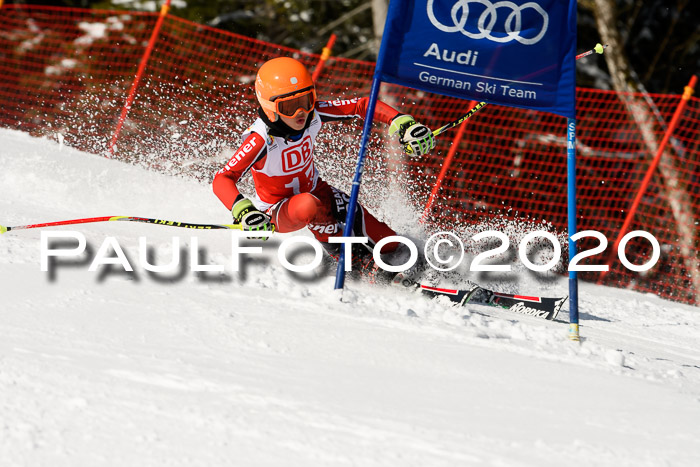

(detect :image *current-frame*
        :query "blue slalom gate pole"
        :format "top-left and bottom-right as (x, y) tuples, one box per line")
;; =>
(567, 118), (580, 340)
(334, 0), (399, 290)
(333, 76), (382, 289)
(335, 66), (394, 289)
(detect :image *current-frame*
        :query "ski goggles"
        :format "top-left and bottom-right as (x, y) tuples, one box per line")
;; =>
(270, 87), (316, 118)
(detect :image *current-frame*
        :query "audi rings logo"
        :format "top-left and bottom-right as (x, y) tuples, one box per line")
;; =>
(427, 0), (549, 45)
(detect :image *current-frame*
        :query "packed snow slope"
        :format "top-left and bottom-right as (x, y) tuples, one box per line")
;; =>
(1, 128), (699, 467)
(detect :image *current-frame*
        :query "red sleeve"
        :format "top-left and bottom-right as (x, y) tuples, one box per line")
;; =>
(212, 132), (267, 210)
(315, 97), (401, 125)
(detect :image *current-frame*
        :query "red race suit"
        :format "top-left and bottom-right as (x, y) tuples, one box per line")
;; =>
(213, 97), (401, 249)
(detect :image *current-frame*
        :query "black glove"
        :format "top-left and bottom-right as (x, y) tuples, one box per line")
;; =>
(232, 198), (275, 240)
(389, 115), (436, 157)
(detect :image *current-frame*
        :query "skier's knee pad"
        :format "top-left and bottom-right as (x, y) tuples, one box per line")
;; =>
(288, 193), (322, 224)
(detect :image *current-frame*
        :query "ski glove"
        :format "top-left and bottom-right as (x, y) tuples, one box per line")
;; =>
(232, 198), (275, 240)
(389, 115), (436, 157)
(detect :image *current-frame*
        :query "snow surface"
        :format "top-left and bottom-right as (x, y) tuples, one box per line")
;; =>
(1, 128), (699, 466)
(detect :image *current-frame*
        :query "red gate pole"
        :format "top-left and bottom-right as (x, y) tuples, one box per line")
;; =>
(599, 75), (697, 280)
(420, 100), (478, 223)
(108, 0), (172, 156)
(312, 34), (337, 82)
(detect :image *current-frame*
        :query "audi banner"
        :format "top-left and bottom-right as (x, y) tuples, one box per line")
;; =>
(379, 0), (577, 118)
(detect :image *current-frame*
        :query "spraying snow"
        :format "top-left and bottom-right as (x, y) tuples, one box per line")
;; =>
(1, 129), (699, 466)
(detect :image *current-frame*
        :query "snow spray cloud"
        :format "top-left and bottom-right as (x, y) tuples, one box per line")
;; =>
(39, 230), (661, 278)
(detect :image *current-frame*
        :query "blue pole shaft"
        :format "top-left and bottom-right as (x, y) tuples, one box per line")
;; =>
(567, 118), (580, 340)
(334, 76), (383, 289)
(334, 0), (400, 290)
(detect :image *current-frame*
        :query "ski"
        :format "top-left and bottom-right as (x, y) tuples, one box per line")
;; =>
(392, 274), (567, 321)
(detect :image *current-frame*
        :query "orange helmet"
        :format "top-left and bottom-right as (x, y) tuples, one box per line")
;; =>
(255, 57), (316, 122)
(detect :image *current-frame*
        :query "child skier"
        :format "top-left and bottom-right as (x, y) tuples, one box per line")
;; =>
(212, 56), (435, 273)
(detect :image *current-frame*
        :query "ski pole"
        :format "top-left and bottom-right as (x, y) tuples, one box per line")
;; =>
(431, 44), (607, 138)
(432, 101), (488, 137)
(0, 216), (249, 234)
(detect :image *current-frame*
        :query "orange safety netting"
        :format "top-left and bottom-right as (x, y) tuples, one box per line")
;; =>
(1, 4), (698, 305)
